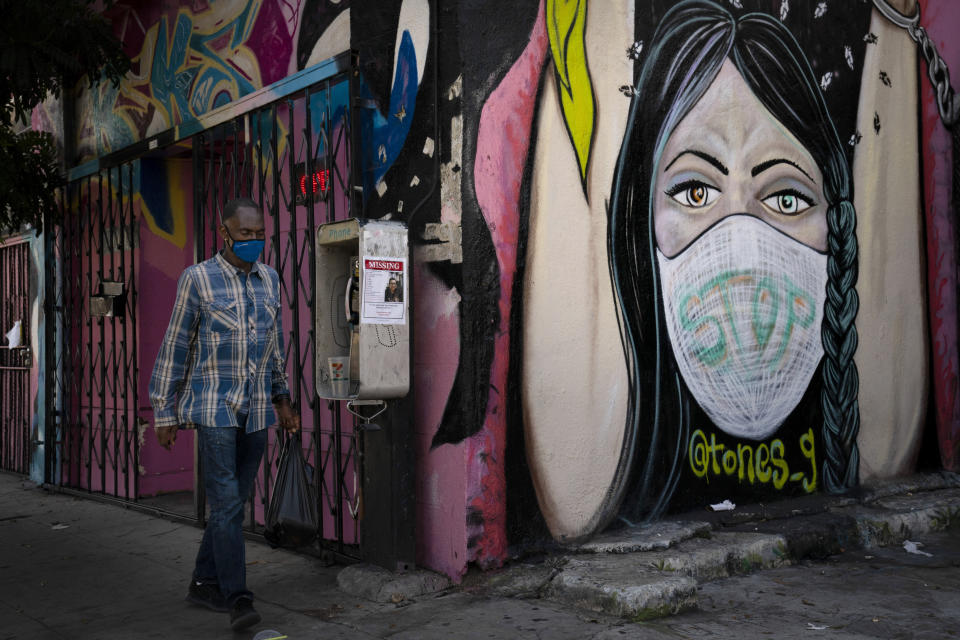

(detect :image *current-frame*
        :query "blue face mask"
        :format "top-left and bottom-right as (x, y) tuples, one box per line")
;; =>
(224, 228), (264, 264)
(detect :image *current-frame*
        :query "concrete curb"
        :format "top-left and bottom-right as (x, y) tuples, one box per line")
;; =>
(331, 475), (960, 621)
(848, 487), (960, 548)
(542, 531), (788, 620)
(524, 474), (960, 621)
(574, 520), (712, 554)
(337, 564), (452, 604)
(543, 560), (698, 621)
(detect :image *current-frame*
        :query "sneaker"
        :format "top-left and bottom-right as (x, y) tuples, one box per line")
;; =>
(230, 597), (261, 631)
(185, 580), (229, 613)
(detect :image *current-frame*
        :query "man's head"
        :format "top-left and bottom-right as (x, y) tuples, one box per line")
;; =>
(220, 198), (265, 265)
(388, 278), (398, 290)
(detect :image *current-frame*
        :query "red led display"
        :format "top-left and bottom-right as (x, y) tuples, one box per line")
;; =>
(299, 170), (329, 197)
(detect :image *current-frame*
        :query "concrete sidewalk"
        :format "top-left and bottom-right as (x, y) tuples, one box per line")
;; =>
(0, 473), (626, 640)
(2, 471), (959, 639)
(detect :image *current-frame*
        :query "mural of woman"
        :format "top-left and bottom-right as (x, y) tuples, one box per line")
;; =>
(608, 0), (860, 523)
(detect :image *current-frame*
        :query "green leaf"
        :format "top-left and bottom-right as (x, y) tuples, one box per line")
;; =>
(0, 129), (63, 233)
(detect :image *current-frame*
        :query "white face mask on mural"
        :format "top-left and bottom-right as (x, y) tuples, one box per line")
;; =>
(656, 215), (828, 440)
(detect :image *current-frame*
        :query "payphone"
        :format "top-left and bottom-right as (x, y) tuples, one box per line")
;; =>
(316, 218), (410, 401)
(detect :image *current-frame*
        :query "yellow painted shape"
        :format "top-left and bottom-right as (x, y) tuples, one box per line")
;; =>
(546, 0), (596, 193)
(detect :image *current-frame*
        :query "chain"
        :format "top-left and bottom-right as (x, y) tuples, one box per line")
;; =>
(873, 0), (959, 128)
(376, 324), (398, 347)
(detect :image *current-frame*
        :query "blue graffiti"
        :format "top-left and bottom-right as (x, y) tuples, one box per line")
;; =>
(151, 14), (196, 123)
(187, 3), (258, 113)
(87, 78), (134, 158)
(309, 80), (350, 138)
(139, 159), (173, 236)
(151, 10), (258, 123)
(359, 30), (420, 196)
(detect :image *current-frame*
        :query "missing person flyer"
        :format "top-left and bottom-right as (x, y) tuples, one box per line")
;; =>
(361, 256), (406, 324)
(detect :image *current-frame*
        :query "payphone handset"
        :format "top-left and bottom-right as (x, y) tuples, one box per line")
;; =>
(345, 256), (361, 385)
(345, 256), (360, 326)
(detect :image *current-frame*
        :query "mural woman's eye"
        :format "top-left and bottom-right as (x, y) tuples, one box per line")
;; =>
(665, 180), (720, 209)
(761, 189), (814, 216)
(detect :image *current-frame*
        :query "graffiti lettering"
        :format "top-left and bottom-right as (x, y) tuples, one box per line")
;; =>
(76, 1), (280, 161)
(799, 427), (817, 491)
(688, 427), (817, 492)
(676, 270), (817, 369)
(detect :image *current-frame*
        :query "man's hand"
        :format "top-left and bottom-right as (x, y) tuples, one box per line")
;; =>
(274, 396), (301, 433)
(155, 425), (179, 450)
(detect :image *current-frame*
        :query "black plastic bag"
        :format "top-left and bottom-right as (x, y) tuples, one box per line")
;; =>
(264, 434), (318, 548)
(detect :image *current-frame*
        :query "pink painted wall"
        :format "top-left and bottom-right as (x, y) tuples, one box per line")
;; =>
(469, 0), (547, 569)
(413, 257), (466, 579)
(919, 0), (960, 472)
(138, 157), (197, 496)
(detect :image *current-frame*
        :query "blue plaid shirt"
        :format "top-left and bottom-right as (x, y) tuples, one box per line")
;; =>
(149, 252), (289, 433)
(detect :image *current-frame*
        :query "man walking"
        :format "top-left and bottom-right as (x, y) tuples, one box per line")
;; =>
(149, 198), (300, 631)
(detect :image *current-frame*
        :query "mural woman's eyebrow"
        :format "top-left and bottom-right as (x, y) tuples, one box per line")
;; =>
(751, 158), (815, 181)
(662, 149), (728, 175)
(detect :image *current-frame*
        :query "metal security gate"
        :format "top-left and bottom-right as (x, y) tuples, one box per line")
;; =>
(0, 239), (31, 474)
(193, 69), (362, 557)
(54, 164), (141, 498)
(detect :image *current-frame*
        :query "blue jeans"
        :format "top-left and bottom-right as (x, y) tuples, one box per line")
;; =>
(193, 423), (267, 605)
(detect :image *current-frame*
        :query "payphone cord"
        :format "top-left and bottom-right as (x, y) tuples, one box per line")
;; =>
(346, 398), (382, 520)
(346, 399), (387, 431)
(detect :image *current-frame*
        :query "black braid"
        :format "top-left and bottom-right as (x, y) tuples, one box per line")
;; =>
(734, 9), (862, 493)
(820, 198), (860, 492)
